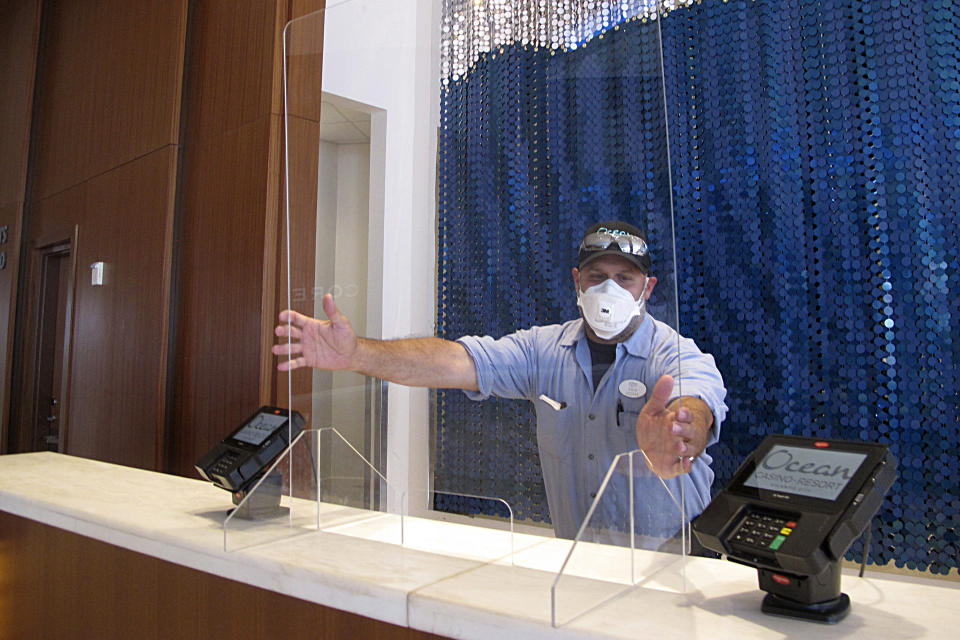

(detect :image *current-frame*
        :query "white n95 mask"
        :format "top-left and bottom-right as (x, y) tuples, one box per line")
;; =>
(577, 278), (645, 340)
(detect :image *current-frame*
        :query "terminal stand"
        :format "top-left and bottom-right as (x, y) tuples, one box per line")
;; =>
(757, 557), (849, 623)
(229, 471), (289, 520)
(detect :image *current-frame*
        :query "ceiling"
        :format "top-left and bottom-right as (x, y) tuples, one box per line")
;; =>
(318, 96), (371, 144)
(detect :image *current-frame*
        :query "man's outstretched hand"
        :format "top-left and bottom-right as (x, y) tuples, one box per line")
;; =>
(272, 294), (357, 372)
(635, 375), (709, 478)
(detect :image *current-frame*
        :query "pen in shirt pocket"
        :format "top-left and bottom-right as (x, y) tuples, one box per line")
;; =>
(539, 394), (567, 411)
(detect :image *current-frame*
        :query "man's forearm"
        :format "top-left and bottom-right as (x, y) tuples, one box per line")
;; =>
(351, 337), (479, 391)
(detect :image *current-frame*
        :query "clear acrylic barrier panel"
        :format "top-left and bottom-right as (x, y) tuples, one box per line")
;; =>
(280, 0), (392, 523)
(281, 0), (707, 624)
(282, 0), (523, 537)
(223, 427), (405, 552)
(402, 490), (517, 562)
(551, 449), (688, 627)
(429, 0), (693, 552)
(223, 426), (520, 561)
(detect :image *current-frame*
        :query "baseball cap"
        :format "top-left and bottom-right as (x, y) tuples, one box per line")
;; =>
(577, 220), (652, 273)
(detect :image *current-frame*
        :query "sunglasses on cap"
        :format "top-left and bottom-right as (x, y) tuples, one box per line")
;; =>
(579, 231), (649, 257)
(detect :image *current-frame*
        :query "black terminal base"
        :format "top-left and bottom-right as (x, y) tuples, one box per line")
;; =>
(761, 592), (850, 624)
(757, 561), (849, 623)
(228, 471), (289, 520)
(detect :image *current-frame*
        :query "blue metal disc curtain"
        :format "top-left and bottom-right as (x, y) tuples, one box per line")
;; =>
(436, 0), (959, 574)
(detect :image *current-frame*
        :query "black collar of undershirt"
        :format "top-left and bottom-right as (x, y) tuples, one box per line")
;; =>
(586, 337), (617, 391)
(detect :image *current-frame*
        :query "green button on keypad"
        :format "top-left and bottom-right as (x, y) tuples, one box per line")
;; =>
(769, 535), (786, 550)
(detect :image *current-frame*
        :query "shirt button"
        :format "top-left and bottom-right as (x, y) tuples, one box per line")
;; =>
(590, 492), (597, 498)
(588, 453), (595, 460)
(588, 413), (596, 420)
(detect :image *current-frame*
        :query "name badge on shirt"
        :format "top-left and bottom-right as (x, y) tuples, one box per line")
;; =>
(618, 379), (646, 398)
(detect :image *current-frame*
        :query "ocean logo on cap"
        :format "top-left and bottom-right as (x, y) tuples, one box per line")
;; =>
(597, 227), (630, 236)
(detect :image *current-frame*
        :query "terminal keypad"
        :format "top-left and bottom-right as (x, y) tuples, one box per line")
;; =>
(731, 512), (798, 551)
(209, 450), (242, 478)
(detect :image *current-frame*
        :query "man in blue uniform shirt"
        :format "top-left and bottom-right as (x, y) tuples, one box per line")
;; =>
(274, 221), (727, 542)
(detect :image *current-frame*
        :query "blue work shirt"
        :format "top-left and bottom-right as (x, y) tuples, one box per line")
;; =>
(457, 315), (728, 542)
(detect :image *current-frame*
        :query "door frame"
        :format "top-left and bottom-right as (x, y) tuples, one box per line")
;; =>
(11, 226), (79, 453)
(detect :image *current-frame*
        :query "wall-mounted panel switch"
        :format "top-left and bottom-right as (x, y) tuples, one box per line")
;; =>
(91, 261), (104, 286)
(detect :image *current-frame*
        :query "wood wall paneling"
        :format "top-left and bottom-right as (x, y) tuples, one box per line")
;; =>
(14, 0), (188, 467)
(274, 113), (320, 421)
(181, 0), (278, 143)
(271, 4), (324, 420)
(5, 0), (327, 472)
(27, 148), (179, 469)
(0, 0), (42, 452)
(170, 0), (323, 477)
(260, 111), (284, 406)
(0, 203), (25, 454)
(281, 11), (325, 124)
(270, 0), (327, 116)
(0, 0), (41, 205)
(0, 512), (450, 640)
(171, 114), (277, 476)
(269, 3), (325, 491)
(28, 0), (188, 201)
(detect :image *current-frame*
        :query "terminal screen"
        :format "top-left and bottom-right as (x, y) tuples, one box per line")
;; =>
(742, 445), (868, 501)
(233, 412), (288, 446)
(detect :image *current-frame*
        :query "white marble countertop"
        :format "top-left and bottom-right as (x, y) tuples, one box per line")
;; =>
(1, 452), (957, 639)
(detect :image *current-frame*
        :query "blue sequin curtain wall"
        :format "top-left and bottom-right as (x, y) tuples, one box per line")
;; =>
(435, 15), (674, 524)
(436, 0), (959, 574)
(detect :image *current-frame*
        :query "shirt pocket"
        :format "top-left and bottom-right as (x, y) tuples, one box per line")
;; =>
(536, 397), (573, 459)
(616, 396), (658, 475)
(616, 396), (647, 441)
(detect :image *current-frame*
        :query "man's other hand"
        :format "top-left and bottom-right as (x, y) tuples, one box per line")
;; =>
(272, 294), (357, 372)
(635, 375), (706, 478)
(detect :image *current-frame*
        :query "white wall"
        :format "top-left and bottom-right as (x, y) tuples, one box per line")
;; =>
(312, 139), (339, 430)
(319, 0), (441, 510)
(313, 140), (370, 440)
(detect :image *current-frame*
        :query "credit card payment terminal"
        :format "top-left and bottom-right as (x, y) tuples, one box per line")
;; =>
(693, 434), (897, 623)
(195, 406), (304, 493)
